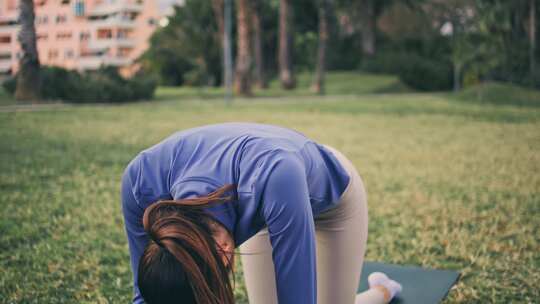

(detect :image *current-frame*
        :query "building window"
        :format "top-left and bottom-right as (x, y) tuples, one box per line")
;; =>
(118, 12), (133, 21)
(56, 32), (73, 40)
(118, 47), (131, 57)
(147, 18), (156, 26)
(61, 0), (70, 5)
(56, 15), (67, 23)
(79, 32), (90, 41)
(117, 29), (130, 39)
(37, 33), (48, 40)
(65, 49), (74, 58)
(97, 29), (113, 39)
(0, 36), (11, 44)
(48, 49), (59, 59)
(74, 0), (85, 16)
(36, 15), (50, 24)
(0, 53), (11, 60)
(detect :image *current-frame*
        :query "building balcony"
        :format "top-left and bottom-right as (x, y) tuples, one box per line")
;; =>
(88, 2), (143, 17)
(89, 16), (136, 30)
(0, 25), (19, 35)
(104, 56), (131, 66)
(0, 13), (18, 24)
(78, 56), (101, 69)
(88, 38), (136, 50)
(0, 59), (13, 73)
(79, 55), (132, 69)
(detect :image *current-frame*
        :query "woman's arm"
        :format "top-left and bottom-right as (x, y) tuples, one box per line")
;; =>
(258, 152), (317, 304)
(121, 174), (148, 304)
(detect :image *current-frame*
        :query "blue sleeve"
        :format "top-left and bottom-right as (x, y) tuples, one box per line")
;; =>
(259, 153), (317, 304)
(121, 173), (148, 304)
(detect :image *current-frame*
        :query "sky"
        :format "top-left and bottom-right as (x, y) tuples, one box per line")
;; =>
(156, 0), (185, 16)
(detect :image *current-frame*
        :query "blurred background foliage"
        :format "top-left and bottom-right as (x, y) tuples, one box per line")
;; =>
(4, 0), (539, 102)
(138, 0), (540, 93)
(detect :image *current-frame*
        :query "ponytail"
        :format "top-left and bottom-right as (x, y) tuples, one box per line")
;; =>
(138, 184), (237, 304)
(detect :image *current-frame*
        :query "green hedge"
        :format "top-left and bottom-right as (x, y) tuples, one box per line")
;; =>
(362, 52), (453, 92)
(2, 66), (157, 103)
(397, 56), (453, 92)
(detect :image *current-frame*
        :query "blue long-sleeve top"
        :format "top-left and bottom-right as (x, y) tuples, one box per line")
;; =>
(121, 122), (350, 304)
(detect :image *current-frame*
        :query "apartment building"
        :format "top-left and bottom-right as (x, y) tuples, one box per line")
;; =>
(0, 0), (167, 77)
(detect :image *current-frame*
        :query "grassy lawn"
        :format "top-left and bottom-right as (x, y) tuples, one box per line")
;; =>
(1, 71), (408, 106)
(1, 74), (539, 303)
(154, 71), (410, 101)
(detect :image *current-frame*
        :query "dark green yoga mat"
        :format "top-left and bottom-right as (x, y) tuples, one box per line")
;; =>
(357, 262), (460, 304)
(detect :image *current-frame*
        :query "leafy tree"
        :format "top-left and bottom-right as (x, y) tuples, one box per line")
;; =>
(139, 1), (222, 86)
(428, 0), (527, 90)
(336, 0), (418, 58)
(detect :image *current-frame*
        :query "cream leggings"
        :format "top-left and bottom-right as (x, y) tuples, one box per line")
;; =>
(239, 145), (387, 304)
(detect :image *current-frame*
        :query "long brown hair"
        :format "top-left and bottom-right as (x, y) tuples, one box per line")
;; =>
(138, 184), (237, 304)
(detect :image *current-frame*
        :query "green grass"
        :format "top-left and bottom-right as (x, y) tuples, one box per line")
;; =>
(2, 71), (408, 105)
(154, 71), (409, 101)
(264, 71), (411, 95)
(452, 82), (540, 107)
(1, 76), (539, 303)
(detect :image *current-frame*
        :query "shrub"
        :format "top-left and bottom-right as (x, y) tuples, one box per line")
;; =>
(2, 76), (16, 95)
(360, 52), (411, 75)
(397, 55), (453, 91)
(2, 66), (157, 103)
(128, 74), (159, 100)
(362, 52), (453, 92)
(39, 66), (82, 100)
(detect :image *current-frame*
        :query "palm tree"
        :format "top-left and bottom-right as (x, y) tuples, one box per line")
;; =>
(15, 0), (41, 101)
(530, 0), (536, 75)
(211, 0), (225, 39)
(250, 0), (267, 89)
(360, 0), (376, 56)
(234, 0), (252, 96)
(278, 0), (296, 89)
(312, 0), (330, 94)
(341, 0), (395, 57)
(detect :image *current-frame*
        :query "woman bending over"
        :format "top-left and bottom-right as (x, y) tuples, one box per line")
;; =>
(121, 122), (402, 304)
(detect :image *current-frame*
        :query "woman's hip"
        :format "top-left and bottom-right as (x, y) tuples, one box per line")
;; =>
(314, 144), (368, 229)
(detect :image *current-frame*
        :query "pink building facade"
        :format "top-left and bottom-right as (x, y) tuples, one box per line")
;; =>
(0, 0), (162, 77)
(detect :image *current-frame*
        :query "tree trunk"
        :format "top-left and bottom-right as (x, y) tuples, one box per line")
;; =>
(279, 0), (296, 89)
(211, 0), (226, 88)
(15, 0), (41, 102)
(360, 0), (375, 57)
(453, 62), (461, 92)
(211, 0), (225, 42)
(224, 0), (234, 102)
(250, 0), (267, 89)
(530, 0), (536, 76)
(312, 0), (329, 95)
(234, 0), (252, 96)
